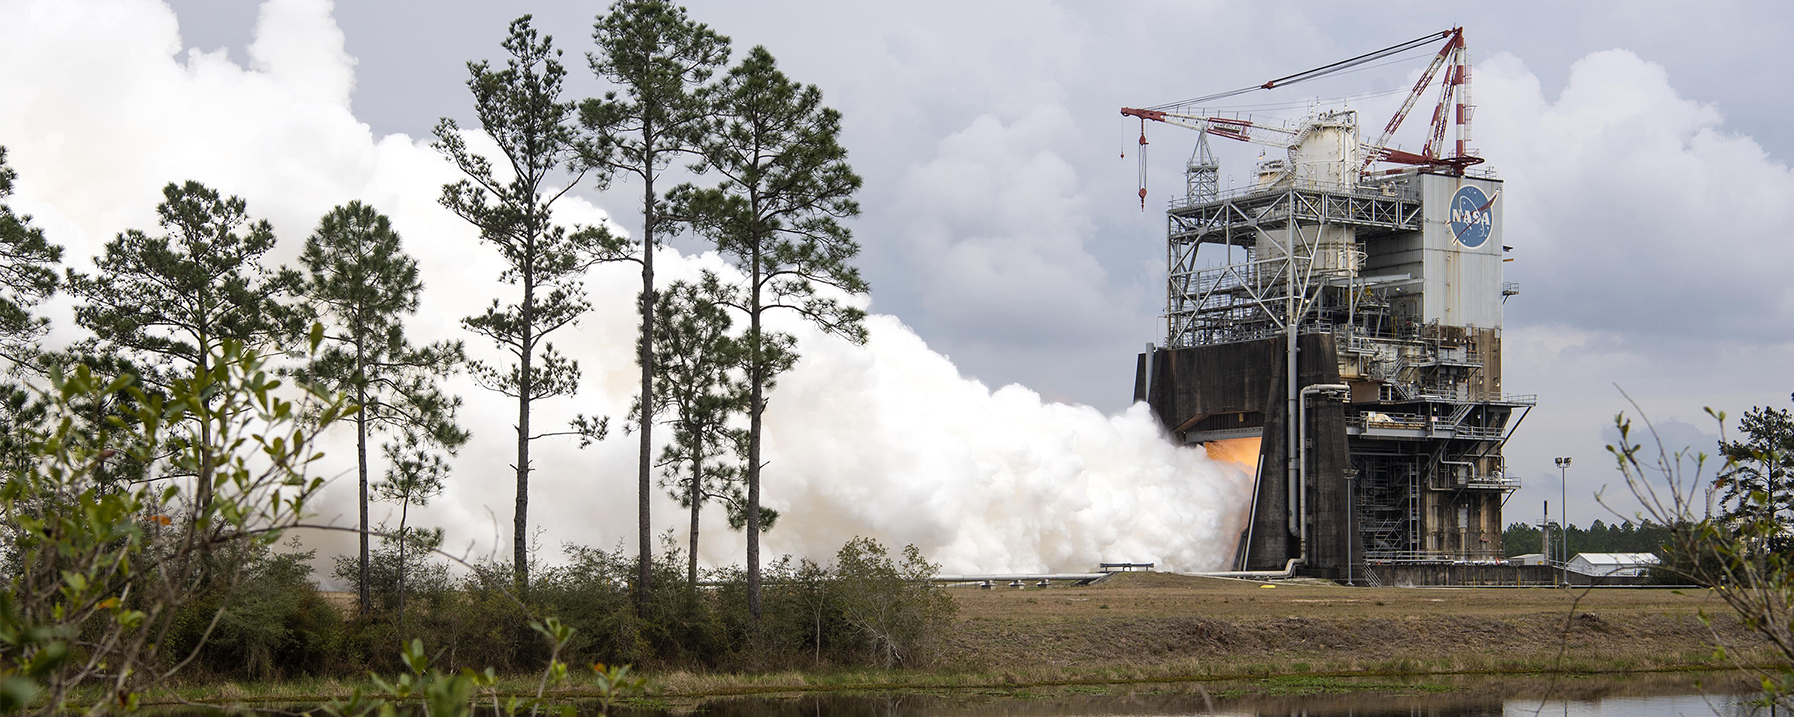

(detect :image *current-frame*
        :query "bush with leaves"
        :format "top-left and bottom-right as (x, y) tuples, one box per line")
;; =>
(173, 539), (345, 681)
(1611, 402), (1794, 707)
(331, 530), (453, 623)
(0, 333), (349, 715)
(829, 537), (956, 668)
(327, 623), (644, 717)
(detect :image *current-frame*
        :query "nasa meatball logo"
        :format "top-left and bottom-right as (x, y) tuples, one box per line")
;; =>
(1448, 185), (1495, 248)
(1449, 184), (1492, 249)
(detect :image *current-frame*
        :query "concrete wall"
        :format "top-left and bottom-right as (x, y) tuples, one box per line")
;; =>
(1141, 335), (1353, 574)
(1364, 563), (1657, 587)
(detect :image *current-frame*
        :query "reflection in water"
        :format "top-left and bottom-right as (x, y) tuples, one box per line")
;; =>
(624, 673), (1773, 717)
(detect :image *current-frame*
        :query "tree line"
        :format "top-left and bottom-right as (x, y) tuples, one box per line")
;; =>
(0, 2), (954, 710)
(2, 1), (863, 620)
(431, 4), (867, 626)
(1500, 519), (1673, 558)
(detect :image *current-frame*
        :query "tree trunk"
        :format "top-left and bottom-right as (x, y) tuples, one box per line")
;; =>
(186, 336), (215, 576)
(356, 364), (369, 618)
(397, 499), (410, 633)
(746, 252), (764, 624)
(515, 268), (535, 588)
(637, 142), (656, 618)
(688, 457), (701, 591)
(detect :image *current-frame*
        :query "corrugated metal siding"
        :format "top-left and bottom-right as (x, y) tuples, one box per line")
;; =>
(1420, 173), (1504, 328)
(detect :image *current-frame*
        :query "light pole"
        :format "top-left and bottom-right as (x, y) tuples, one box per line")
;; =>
(1556, 456), (1572, 584)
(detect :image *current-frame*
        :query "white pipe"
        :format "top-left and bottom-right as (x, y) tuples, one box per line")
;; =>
(1192, 558), (1305, 580)
(1284, 219), (1300, 543)
(1298, 383), (1349, 566)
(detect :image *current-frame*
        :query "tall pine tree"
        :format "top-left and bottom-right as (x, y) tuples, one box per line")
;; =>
(672, 46), (868, 622)
(580, 0), (729, 614)
(435, 16), (622, 585)
(298, 201), (468, 616)
(0, 147), (65, 468)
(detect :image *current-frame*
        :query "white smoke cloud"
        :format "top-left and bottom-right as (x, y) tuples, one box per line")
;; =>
(0, 0), (1253, 575)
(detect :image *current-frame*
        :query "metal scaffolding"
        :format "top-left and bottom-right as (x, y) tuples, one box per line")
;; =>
(1157, 116), (1527, 566)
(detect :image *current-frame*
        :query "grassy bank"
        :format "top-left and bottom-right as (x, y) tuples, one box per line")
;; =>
(133, 572), (1772, 709)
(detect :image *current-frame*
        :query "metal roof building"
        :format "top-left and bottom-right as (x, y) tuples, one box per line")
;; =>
(1566, 552), (1660, 578)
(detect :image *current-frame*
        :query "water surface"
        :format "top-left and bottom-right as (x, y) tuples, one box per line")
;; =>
(625, 672), (1771, 717)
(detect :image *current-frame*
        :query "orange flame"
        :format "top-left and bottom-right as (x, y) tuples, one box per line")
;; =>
(1203, 437), (1261, 478)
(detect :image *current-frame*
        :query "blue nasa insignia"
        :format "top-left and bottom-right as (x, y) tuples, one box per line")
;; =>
(1448, 185), (1493, 248)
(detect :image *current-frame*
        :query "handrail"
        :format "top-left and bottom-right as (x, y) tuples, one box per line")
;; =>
(1168, 176), (1423, 210)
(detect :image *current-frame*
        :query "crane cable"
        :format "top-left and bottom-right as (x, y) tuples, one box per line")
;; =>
(1137, 118), (1149, 210)
(1145, 29), (1452, 114)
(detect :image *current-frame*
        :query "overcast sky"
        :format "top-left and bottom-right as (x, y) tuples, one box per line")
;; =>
(2, 0), (1790, 571)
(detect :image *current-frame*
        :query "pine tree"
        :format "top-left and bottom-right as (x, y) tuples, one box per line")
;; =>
(67, 181), (302, 387)
(672, 46), (868, 622)
(434, 16), (624, 586)
(374, 431), (450, 627)
(66, 181), (304, 519)
(0, 147), (65, 470)
(646, 273), (750, 590)
(1717, 394), (1794, 529)
(581, 0), (730, 615)
(297, 201), (468, 616)
(0, 147), (64, 367)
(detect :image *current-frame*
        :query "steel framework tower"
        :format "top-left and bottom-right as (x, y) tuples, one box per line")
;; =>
(1135, 110), (1531, 576)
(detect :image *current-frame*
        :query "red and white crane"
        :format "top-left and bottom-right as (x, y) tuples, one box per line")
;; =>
(1122, 27), (1480, 205)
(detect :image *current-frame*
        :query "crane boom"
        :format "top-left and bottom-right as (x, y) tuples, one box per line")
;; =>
(1122, 26), (1482, 204)
(1120, 109), (1300, 150)
(1362, 27), (1463, 173)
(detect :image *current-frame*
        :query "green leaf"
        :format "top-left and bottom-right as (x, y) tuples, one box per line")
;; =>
(0, 675), (39, 712)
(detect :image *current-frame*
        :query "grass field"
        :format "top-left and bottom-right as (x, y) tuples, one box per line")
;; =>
(937, 571), (1762, 678)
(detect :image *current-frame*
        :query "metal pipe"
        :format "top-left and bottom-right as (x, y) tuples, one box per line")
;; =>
(1298, 384), (1349, 564)
(1346, 467), (1357, 585)
(931, 573), (1109, 584)
(1285, 278), (1299, 542)
(1192, 558), (1306, 580)
(1556, 456), (1572, 585)
(1283, 215), (1299, 546)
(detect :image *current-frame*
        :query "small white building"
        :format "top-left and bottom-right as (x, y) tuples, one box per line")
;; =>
(1510, 553), (1548, 566)
(1566, 552), (1660, 578)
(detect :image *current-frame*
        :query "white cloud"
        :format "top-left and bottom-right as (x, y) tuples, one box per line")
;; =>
(1477, 49), (1794, 343)
(1465, 49), (1794, 520)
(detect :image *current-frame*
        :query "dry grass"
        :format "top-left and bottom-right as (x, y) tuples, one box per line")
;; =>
(953, 571), (1716, 621)
(942, 572), (1762, 675)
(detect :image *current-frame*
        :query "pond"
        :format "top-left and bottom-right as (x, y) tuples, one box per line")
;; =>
(620, 672), (1776, 717)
